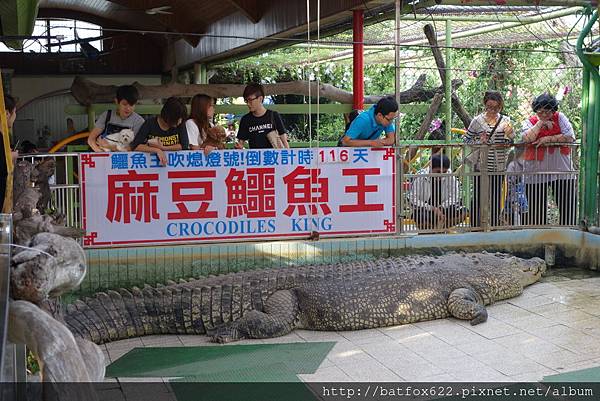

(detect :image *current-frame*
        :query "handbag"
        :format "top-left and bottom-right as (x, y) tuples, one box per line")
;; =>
(464, 115), (504, 171)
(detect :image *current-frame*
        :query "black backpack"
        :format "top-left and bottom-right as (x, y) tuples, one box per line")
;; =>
(338, 110), (361, 146)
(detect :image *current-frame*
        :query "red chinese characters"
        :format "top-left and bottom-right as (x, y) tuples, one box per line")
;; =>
(339, 168), (383, 212)
(283, 166), (331, 216)
(225, 168), (276, 218)
(168, 170), (218, 219)
(106, 170), (160, 223)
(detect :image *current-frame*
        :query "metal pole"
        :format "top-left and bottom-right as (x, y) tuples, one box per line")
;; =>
(352, 9), (364, 111)
(193, 63), (208, 84)
(445, 19), (452, 140)
(480, 146), (490, 231)
(579, 69), (590, 223)
(87, 106), (95, 132)
(576, 10), (599, 225)
(395, 0), (402, 234)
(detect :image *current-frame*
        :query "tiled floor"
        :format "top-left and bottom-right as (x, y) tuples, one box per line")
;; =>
(103, 268), (600, 385)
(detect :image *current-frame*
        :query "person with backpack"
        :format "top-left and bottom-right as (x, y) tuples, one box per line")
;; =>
(87, 85), (145, 152)
(339, 96), (398, 147)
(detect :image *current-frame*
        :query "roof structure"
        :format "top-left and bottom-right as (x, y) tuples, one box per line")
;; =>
(1, 0), (594, 73)
(225, 5), (593, 68)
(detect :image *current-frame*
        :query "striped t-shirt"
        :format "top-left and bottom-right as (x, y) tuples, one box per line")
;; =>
(464, 113), (513, 172)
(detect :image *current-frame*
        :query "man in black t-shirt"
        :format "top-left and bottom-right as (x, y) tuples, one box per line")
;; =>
(130, 97), (189, 166)
(235, 83), (289, 149)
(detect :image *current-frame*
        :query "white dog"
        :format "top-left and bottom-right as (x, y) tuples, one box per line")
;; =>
(99, 128), (135, 152)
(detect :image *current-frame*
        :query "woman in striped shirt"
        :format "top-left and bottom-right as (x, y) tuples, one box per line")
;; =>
(464, 90), (515, 228)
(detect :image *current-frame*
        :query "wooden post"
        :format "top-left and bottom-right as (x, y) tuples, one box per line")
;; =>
(445, 19), (452, 139)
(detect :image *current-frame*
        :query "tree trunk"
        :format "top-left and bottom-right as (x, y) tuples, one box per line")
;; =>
(70, 75), (462, 106)
(423, 24), (472, 129)
(405, 93), (444, 165)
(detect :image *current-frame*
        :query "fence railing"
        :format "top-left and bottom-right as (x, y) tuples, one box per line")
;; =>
(17, 153), (81, 229)
(17, 143), (580, 247)
(398, 143), (580, 234)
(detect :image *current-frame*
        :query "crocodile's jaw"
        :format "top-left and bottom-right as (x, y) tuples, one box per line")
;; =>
(517, 257), (546, 287)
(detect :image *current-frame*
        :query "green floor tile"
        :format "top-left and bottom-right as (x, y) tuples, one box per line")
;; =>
(544, 365), (600, 382)
(172, 362), (299, 382)
(105, 342), (334, 379)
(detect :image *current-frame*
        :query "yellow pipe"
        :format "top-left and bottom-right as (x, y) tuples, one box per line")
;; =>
(49, 131), (90, 153)
(0, 77), (13, 213)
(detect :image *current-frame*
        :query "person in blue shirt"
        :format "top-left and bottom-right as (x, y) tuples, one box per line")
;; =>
(340, 96), (398, 147)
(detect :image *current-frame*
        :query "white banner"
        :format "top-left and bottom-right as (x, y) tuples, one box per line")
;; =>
(80, 148), (396, 247)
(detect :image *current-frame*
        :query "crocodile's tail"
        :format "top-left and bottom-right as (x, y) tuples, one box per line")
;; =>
(64, 276), (270, 344)
(65, 284), (207, 344)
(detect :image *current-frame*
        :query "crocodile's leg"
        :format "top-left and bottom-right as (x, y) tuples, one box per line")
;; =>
(210, 290), (299, 343)
(447, 288), (488, 325)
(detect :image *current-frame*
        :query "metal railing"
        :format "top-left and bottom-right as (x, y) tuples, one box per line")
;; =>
(17, 153), (82, 228)
(399, 143), (580, 234)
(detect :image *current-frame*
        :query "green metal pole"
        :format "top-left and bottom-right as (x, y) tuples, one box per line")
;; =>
(87, 107), (95, 131)
(576, 10), (599, 225)
(579, 69), (590, 222)
(445, 20), (452, 140)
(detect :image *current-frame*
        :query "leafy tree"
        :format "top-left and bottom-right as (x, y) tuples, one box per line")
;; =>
(210, 40), (582, 143)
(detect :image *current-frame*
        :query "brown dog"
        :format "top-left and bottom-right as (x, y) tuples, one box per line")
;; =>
(203, 126), (227, 150)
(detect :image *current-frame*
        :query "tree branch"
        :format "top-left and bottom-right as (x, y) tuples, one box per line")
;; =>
(70, 75), (462, 106)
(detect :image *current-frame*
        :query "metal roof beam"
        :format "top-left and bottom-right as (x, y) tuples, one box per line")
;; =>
(398, 5), (586, 23)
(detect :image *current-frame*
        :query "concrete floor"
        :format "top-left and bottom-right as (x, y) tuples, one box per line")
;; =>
(102, 268), (600, 387)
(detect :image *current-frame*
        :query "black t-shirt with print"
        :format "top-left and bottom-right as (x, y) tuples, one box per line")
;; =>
(237, 110), (286, 149)
(130, 117), (189, 150)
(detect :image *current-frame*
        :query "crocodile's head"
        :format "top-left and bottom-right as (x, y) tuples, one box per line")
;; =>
(509, 255), (547, 287)
(464, 252), (546, 301)
(472, 252), (546, 286)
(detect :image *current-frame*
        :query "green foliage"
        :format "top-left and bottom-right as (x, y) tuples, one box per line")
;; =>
(211, 40), (582, 142)
(27, 350), (40, 375)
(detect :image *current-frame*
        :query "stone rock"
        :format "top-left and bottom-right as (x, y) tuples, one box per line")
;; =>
(11, 233), (86, 302)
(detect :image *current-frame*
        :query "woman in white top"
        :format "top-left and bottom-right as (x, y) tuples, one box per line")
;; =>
(186, 94), (217, 154)
(464, 90), (515, 228)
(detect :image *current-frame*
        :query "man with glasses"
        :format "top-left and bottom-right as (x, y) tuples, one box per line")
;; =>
(339, 96), (398, 147)
(235, 83), (289, 149)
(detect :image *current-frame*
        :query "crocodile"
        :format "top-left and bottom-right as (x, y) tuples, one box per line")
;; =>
(64, 252), (546, 344)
